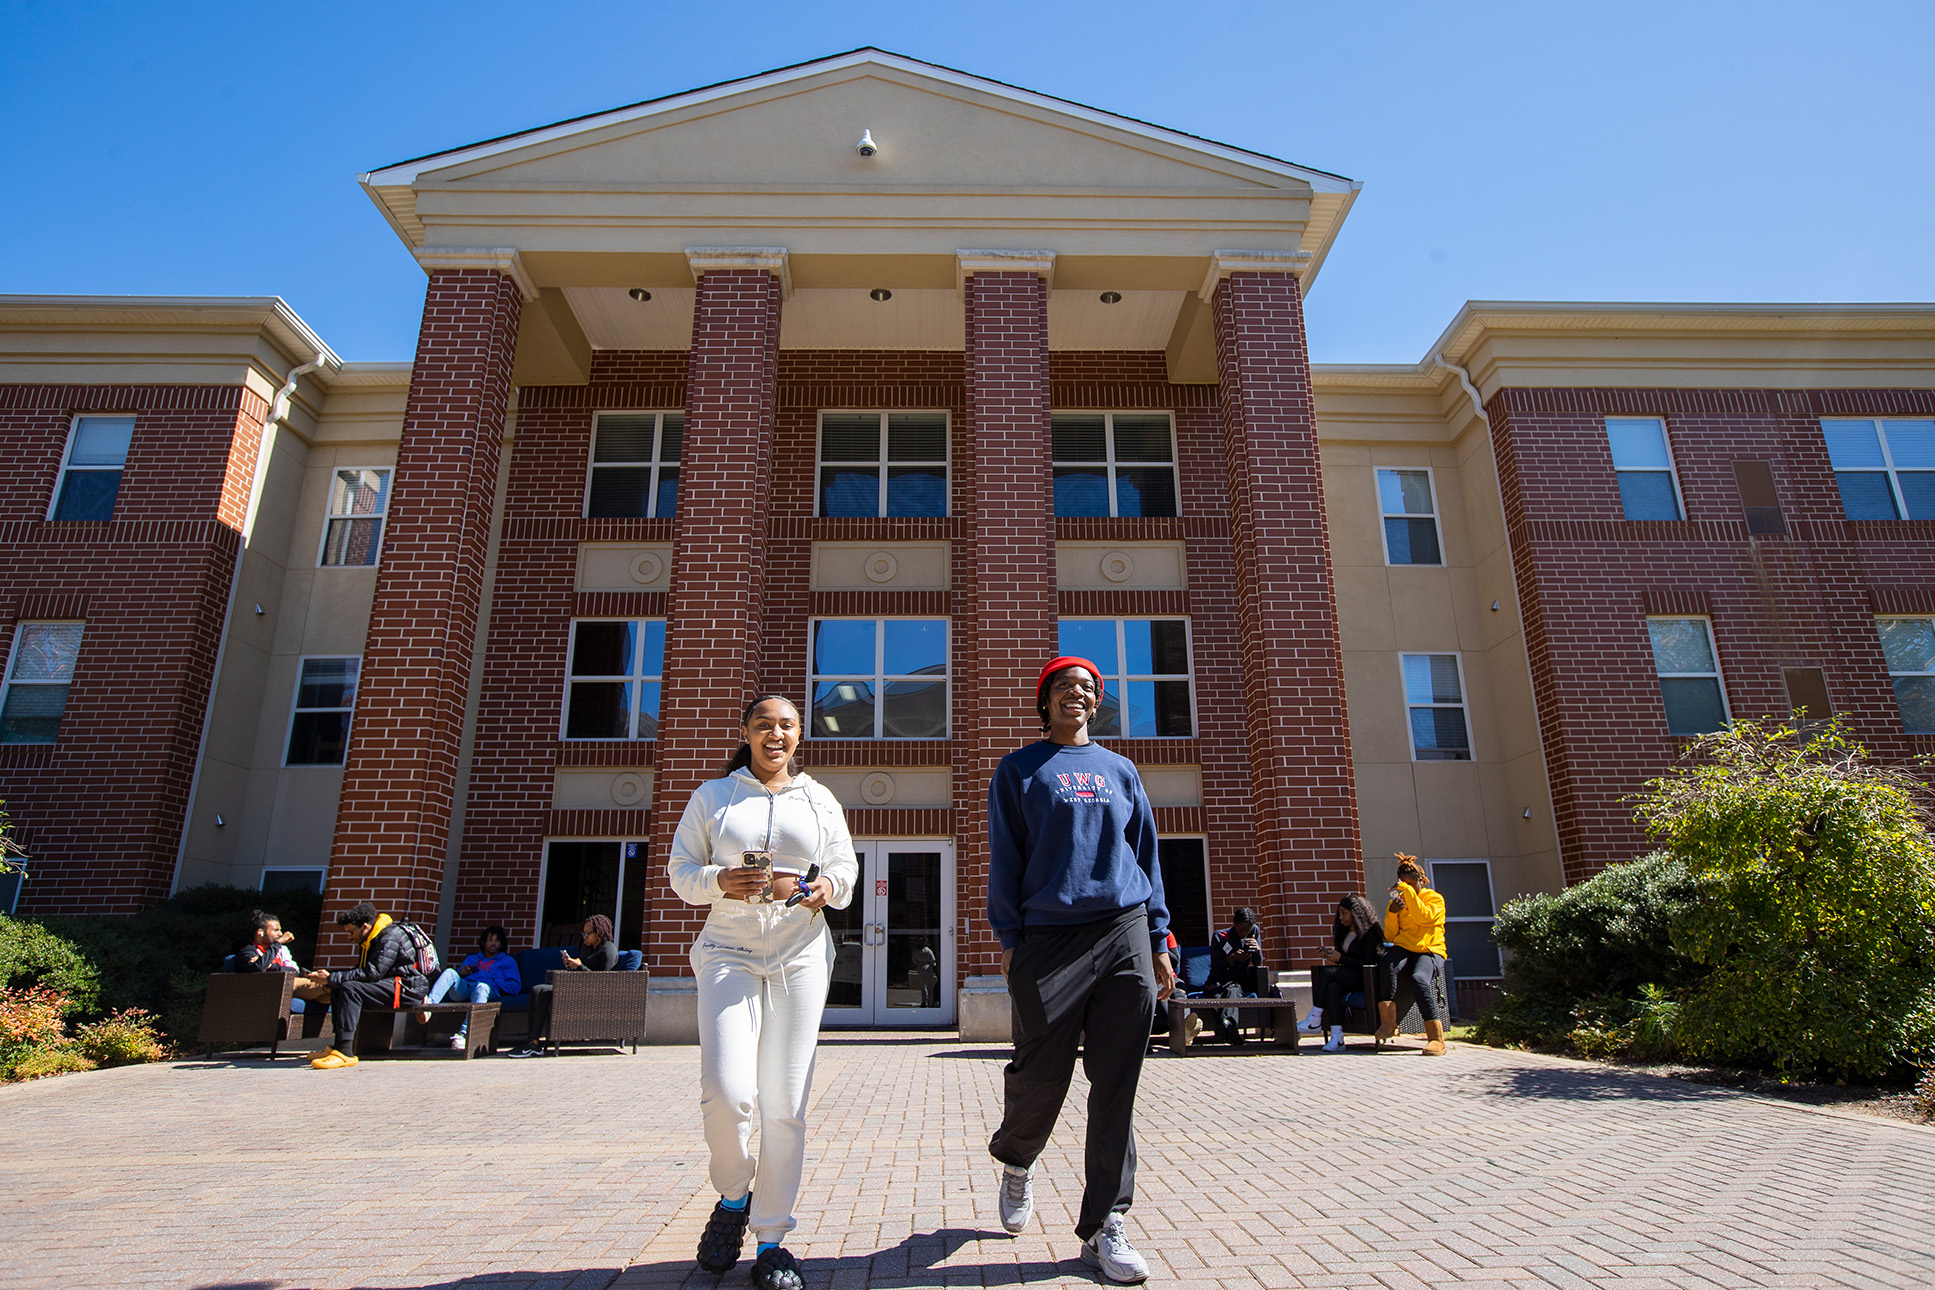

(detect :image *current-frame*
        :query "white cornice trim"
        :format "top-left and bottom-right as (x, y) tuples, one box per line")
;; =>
(1198, 249), (1314, 301)
(1431, 300), (1935, 364)
(956, 249), (1056, 295)
(685, 246), (792, 298)
(414, 247), (540, 302)
(0, 294), (341, 372)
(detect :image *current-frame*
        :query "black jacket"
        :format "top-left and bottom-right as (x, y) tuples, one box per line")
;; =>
(1332, 926), (1385, 970)
(327, 917), (428, 996)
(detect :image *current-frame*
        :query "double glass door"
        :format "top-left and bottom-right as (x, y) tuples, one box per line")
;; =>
(823, 841), (953, 1026)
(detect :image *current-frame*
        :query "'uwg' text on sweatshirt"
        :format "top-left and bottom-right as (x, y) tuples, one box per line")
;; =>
(987, 740), (1171, 954)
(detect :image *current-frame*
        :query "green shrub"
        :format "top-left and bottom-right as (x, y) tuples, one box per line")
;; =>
(0, 916), (100, 1015)
(1916, 1068), (1935, 1119)
(73, 1007), (168, 1066)
(10, 1046), (94, 1079)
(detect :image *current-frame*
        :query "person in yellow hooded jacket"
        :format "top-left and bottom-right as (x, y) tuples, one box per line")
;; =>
(1374, 856), (1449, 1055)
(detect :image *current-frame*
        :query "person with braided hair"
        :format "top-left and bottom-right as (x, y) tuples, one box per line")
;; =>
(1375, 855), (1450, 1055)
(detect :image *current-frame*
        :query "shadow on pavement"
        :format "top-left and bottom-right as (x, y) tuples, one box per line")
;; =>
(819, 1229), (1091, 1286)
(1451, 1063), (1746, 1103)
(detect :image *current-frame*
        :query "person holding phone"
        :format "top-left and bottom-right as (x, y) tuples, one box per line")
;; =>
(1376, 855), (1449, 1055)
(668, 694), (857, 1290)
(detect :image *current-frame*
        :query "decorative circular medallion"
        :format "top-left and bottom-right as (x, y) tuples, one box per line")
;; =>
(863, 551), (899, 584)
(611, 773), (648, 807)
(859, 771), (897, 805)
(1100, 550), (1136, 583)
(629, 552), (664, 585)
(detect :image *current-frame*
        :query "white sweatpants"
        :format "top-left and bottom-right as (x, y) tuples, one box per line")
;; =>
(691, 925), (834, 1244)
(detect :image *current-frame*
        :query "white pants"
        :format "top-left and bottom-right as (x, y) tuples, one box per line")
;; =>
(691, 924), (833, 1244)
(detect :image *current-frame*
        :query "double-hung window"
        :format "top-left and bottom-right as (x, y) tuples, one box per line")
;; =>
(1877, 617), (1935, 734)
(50, 415), (134, 522)
(1401, 654), (1471, 761)
(1055, 618), (1193, 737)
(319, 468), (391, 566)
(1823, 418), (1935, 520)
(1051, 413), (1177, 517)
(1429, 860), (1500, 978)
(809, 619), (948, 738)
(587, 412), (682, 518)
(1647, 617), (1728, 735)
(1606, 418), (1684, 520)
(1, 623), (83, 744)
(818, 413), (947, 517)
(285, 657), (359, 765)
(1377, 469), (1442, 565)
(564, 620), (666, 740)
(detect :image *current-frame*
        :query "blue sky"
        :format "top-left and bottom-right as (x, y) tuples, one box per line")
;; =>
(4, 1), (1931, 364)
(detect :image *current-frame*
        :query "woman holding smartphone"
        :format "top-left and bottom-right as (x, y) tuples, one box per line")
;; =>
(667, 695), (857, 1290)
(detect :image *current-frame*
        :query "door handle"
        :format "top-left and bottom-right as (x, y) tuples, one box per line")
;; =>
(865, 923), (886, 946)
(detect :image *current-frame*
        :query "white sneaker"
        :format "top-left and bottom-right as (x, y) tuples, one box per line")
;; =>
(1299, 1008), (1324, 1033)
(449, 1033), (468, 1049)
(1322, 1027), (1345, 1053)
(997, 1162), (1034, 1234)
(1182, 1012), (1203, 1045)
(1081, 1213), (1150, 1284)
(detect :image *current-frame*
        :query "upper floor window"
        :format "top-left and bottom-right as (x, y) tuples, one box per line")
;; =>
(1429, 859), (1500, 978)
(564, 619), (665, 740)
(1055, 617), (1194, 737)
(587, 412), (682, 519)
(1606, 418), (1684, 521)
(809, 618), (948, 738)
(1401, 653), (1470, 761)
(1647, 617), (1728, 735)
(1377, 469), (1442, 565)
(818, 413), (947, 518)
(319, 468), (391, 566)
(1052, 413), (1177, 517)
(1, 622), (83, 744)
(1823, 418), (1935, 520)
(285, 656), (359, 765)
(50, 416), (134, 522)
(1877, 617), (1935, 734)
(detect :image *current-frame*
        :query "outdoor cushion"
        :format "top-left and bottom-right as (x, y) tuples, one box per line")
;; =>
(1179, 946), (1213, 994)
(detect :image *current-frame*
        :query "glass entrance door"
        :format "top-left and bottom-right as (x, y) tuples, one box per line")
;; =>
(823, 840), (954, 1026)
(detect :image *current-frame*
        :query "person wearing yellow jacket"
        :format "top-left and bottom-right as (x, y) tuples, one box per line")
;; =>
(1375, 856), (1449, 1055)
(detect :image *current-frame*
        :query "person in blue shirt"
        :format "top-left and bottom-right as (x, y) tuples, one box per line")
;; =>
(986, 655), (1174, 1285)
(421, 925), (522, 1050)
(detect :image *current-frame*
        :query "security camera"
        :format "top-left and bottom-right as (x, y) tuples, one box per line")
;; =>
(856, 129), (878, 158)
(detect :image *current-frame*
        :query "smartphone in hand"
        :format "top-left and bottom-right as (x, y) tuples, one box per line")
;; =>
(742, 850), (775, 904)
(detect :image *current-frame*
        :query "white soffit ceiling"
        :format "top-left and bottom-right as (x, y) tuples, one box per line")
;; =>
(561, 287), (1183, 351)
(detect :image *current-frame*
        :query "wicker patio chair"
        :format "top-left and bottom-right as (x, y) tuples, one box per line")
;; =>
(197, 971), (331, 1058)
(543, 967), (648, 1053)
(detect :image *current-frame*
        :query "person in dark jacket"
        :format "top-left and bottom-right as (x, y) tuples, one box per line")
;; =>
(235, 909), (330, 1009)
(507, 915), (618, 1057)
(1305, 895), (1385, 1052)
(302, 901), (427, 1070)
(1203, 907), (1266, 1046)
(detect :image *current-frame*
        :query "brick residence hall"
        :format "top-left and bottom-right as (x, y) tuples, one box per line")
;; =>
(3, 50), (1932, 1039)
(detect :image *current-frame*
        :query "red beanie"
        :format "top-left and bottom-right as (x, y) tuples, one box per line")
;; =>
(1035, 656), (1103, 705)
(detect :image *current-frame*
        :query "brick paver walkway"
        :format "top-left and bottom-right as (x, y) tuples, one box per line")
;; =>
(5, 1035), (1930, 1290)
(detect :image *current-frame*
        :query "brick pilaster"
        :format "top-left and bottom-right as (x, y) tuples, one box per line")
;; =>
(642, 269), (782, 971)
(323, 270), (521, 958)
(1210, 270), (1363, 960)
(960, 271), (1057, 975)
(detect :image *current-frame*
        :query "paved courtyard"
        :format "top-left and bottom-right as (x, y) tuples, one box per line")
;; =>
(3, 1033), (1930, 1290)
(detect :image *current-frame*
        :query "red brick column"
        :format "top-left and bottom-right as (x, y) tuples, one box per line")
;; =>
(959, 268), (1057, 976)
(642, 267), (782, 971)
(323, 269), (522, 957)
(1209, 267), (1363, 961)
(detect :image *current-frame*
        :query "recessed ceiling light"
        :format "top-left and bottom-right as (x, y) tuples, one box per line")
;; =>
(869, 288), (893, 302)
(628, 288), (652, 302)
(1099, 291), (1122, 304)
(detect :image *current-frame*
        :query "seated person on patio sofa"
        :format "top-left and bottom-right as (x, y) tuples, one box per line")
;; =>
(1303, 894), (1384, 1051)
(1203, 907), (1267, 1045)
(418, 924), (521, 1050)
(507, 915), (618, 1057)
(302, 902), (429, 1070)
(236, 909), (331, 1009)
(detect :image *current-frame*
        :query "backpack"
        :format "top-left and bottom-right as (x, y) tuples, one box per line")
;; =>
(393, 920), (441, 979)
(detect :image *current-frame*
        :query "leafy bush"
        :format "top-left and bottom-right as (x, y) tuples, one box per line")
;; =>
(0, 916), (100, 1015)
(1639, 719), (1935, 1079)
(1917, 1068), (1935, 1119)
(10, 1046), (94, 1079)
(74, 1008), (167, 1067)
(0, 983), (78, 1080)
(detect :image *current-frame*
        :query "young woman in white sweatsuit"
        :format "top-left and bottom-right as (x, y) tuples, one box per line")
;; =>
(668, 695), (856, 1290)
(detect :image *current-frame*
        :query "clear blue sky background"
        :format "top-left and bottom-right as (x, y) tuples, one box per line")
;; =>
(4, 1), (1931, 364)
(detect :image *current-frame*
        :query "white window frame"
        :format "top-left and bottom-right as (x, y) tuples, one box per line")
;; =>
(535, 838), (640, 950)
(561, 618), (666, 741)
(807, 616), (951, 739)
(1605, 417), (1687, 521)
(48, 414), (135, 522)
(1056, 617), (1198, 739)
(316, 466), (393, 567)
(0, 620), (84, 745)
(1400, 652), (1472, 762)
(1822, 418), (1935, 521)
(1646, 616), (1732, 735)
(584, 410), (683, 520)
(1428, 858), (1500, 980)
(815, 410), (950, 518)
(1376, 466), (1444, 566)
(1049, 410), (1180, 518)
(1876, 615), (1935, 734)
(283, 654), (360, 767)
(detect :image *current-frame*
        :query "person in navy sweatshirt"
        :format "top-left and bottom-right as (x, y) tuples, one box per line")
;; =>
(986, 655), (1174, 1285)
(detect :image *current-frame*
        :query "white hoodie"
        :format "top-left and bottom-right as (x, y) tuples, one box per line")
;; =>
(667, 769), (858, 959)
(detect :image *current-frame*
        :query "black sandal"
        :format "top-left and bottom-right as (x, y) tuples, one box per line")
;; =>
(695, 1197), (750, 1273)
(751, 1245), (803, 1290)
